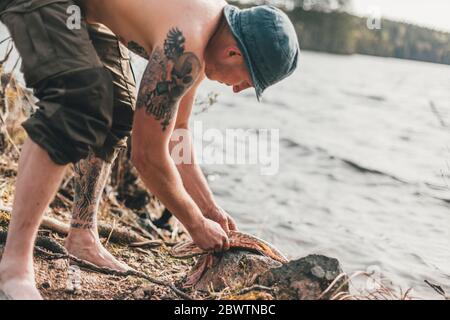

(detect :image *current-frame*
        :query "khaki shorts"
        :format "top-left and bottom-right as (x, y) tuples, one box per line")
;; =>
(0, 0), (136, 164)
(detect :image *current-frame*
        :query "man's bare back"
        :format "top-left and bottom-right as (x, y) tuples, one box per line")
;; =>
(83, 0), (226, 63)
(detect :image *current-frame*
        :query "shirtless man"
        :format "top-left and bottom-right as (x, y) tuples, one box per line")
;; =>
(0, 0), (299, 299)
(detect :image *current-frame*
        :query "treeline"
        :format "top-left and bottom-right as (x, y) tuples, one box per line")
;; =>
(231, 1), (450, 65)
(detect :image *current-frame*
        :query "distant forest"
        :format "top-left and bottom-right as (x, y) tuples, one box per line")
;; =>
(232, 0), (450, 65)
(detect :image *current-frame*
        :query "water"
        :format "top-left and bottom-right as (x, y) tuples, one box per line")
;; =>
(186, 52), (450, 298)
(2, 23), (449, 298)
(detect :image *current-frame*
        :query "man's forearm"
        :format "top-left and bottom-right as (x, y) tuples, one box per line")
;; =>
(176, 160), (216, 214)
(169, 133), (216, 214)
(173, 147), (238, 233)
(133, 150), (205, 230)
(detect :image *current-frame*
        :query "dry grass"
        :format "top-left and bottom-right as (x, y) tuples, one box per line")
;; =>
(318, 270), (449, 300)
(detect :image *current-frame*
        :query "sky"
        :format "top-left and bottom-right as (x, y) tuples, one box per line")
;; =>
(351, 0), (450, 32)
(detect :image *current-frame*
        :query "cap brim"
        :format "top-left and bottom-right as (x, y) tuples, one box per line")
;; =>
(223, 5), (264, 101)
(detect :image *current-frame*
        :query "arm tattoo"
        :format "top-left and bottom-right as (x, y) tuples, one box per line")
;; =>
(70, 152), (114, 229)
(127, 41), (150, 60)
(136, 28), (201, 131)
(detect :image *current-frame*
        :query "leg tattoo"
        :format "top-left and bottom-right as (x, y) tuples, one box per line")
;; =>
(70, 151), (114, 230)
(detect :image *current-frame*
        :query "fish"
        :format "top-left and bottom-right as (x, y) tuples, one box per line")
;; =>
(170, 231), (288, 264)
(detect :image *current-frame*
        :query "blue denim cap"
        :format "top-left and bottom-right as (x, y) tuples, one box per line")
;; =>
(223, 5), (300, 101)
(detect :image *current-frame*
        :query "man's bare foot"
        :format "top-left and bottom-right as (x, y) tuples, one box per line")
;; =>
(0, 265), (42, 300)
(65, 229), (131, 272)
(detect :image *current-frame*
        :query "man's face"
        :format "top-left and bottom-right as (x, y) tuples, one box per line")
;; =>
(205, 46), (254, 93)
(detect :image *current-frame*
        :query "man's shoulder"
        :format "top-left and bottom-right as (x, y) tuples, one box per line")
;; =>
(151, 0), (226, 51)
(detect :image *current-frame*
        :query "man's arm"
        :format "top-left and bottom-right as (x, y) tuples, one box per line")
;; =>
(131, 28), (228, 251)
(170, 85), (237, 233)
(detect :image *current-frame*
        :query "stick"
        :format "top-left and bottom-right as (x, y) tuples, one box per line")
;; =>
(0, 37), (11, 46)
(236, 285), (275, 296)
(0, 231), (67, 255)
(129, 239), (164, 248)
(0, 204), (150, 245)
(424, 280), (448, 299)
(430, 101), (448, 128)
(104, 218), (116, 247)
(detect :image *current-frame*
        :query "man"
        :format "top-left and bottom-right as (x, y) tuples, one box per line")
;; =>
(0, 0), (299, 299)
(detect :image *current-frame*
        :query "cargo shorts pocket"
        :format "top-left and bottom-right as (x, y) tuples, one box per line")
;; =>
(1, 0), (102, 86)
(1, 2), (61, 71)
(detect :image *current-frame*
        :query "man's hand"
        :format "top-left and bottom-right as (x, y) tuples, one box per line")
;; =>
(204, 205), (238, 234)
(189, 218), (230, 252)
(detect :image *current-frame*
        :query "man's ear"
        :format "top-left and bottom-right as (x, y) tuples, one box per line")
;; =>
(225, 46), (243, 59)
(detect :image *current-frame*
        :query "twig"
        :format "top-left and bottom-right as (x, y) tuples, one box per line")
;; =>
(0, 112), (20, 157)
(319, 271), (352, 299)
(424, 280), (448, 299)
(171, 221), (179, 242)
(0, 42), (13, 64)
(10, 56), (20, 74)
(104, 218), (116, 247)
(129, 239), (164, 248)
(0, 205), (150, 245)
(0, 37), (11, 46)
(1, 231), (67, 255)
(193, 92), (218, 116)
(236, 285), (275, 296)
(54, 192), (72, 208)
(430, 101), (448, 128)
(60, 174), (74, 190)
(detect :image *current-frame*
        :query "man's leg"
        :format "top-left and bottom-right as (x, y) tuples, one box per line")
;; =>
(63, 23), (136, 272)
(0, 139), (67, 299)
(65, 151), (129, 271)
(0, 0), (115, 299)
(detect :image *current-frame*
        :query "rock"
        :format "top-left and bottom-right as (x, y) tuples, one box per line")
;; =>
(257, 254), (348, 300)
(133, 288), (145, 300)
(52, 259), (68, 271)
(191, 250), (282, 292)
(185, 250), (348, 300)
(142, 286), (154, 296)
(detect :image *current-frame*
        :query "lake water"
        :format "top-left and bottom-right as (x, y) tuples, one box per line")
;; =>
(2, 23), (449, 298)
(180, 52), (450, 299)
